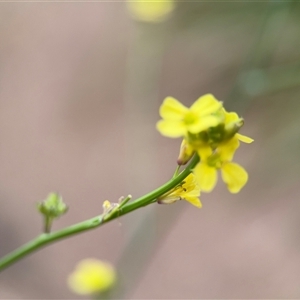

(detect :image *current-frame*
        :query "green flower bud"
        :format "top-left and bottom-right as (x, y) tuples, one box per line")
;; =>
(223, 118), (244, 141)
(37, 193), (68, 218)
(37, 193), (68, 233)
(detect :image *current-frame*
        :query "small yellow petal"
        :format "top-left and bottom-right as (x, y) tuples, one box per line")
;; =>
(225, 111), (240, 123)
(188, 115), (221, 133)
(190, 94), (222, 116)
(197, 146), (213, 160)
(193, 163), (217, 192)
(102, 200), (111, 210)
(182, 173), (196, 186)
(159, 97), (188, 120)
(236, 133), (254, 143)
(218, 137), (240, 161)
(221, 162), (248, 193)
(184, 196), (202, 208)
(156, 120), (186, 138)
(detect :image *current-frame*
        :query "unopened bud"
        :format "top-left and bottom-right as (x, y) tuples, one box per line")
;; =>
(223, 118), (244, 140)
(37, 193), (68, 219)
(37, 193), (68, 233)
(177, 139), (195, 165)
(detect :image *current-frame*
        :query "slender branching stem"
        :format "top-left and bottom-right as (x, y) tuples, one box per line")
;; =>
(0, 155), (199, 272)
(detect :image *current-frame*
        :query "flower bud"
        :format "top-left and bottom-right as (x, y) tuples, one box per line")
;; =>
(37, 193), (68, 219)
(223, 118), (244, 141)
(177, 139), (195, 165)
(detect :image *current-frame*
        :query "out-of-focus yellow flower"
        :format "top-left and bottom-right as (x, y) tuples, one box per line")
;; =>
(68, 259), (116, 295)
(156, 94), (222, 138)
(158, 173), (202, 208)
(127, 0), (175, 23)
(193, 139), (248, 193)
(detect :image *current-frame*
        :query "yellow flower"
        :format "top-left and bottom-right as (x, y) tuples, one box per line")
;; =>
(156, 94), (222, 138)
(194, 138), (248, 193)
(68, 259), (116, 295)
(127, 0), (175, 23)
(158, 173), (202, 208)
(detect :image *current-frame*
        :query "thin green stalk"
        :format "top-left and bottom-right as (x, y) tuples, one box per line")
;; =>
(172, 165), (181, 178)
(0, 155), (199, 272)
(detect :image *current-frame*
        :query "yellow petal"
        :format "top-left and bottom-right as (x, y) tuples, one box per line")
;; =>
(225, 111), (240, 123)
(197, 146), (213, 160)
(236, 133), (254, 143)
(190, 94), (222, 116)
(159, 97), (188, 120)
(188, 115), (221, 133)
(218, 137), (240, 161)
(182, 173), (196, 186)
(181, 174), (201, 195)
(221, 162), (248, 193)
(156, 120), (186, 137)
(184, 196), (202, 208)
(193, 163), (217, 192)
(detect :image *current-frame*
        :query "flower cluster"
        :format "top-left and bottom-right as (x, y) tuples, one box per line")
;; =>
(157, 94), (253, 198)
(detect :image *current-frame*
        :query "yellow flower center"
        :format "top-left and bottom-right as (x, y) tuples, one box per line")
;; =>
(183, 112), (198, 125)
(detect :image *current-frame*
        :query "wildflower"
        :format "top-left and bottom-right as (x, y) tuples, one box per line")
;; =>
(193, 138), (248, 193)
(156, 94), (222, 138)
(158, 173), (202, 208)
(127, 0), (175, 23)
(156, 94), (253, 195)
(68, 259), (116, 295)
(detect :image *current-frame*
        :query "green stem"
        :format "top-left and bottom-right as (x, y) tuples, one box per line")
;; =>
(44, 216), (53, 234)
(172, 165), (181, 178)
(0, 155), (199, 272)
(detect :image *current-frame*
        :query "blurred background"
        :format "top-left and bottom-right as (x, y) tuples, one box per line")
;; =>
(0, 0), (300, 298)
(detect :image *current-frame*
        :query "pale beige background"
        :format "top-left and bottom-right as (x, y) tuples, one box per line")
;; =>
(1, 1), (300, 299)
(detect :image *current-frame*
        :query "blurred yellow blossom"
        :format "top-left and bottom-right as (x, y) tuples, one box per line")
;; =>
(127, 0), (175, 23)
(156, 94), (222, 138)
(68, 259), (116, 295)
(158, 173), (202, 208)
